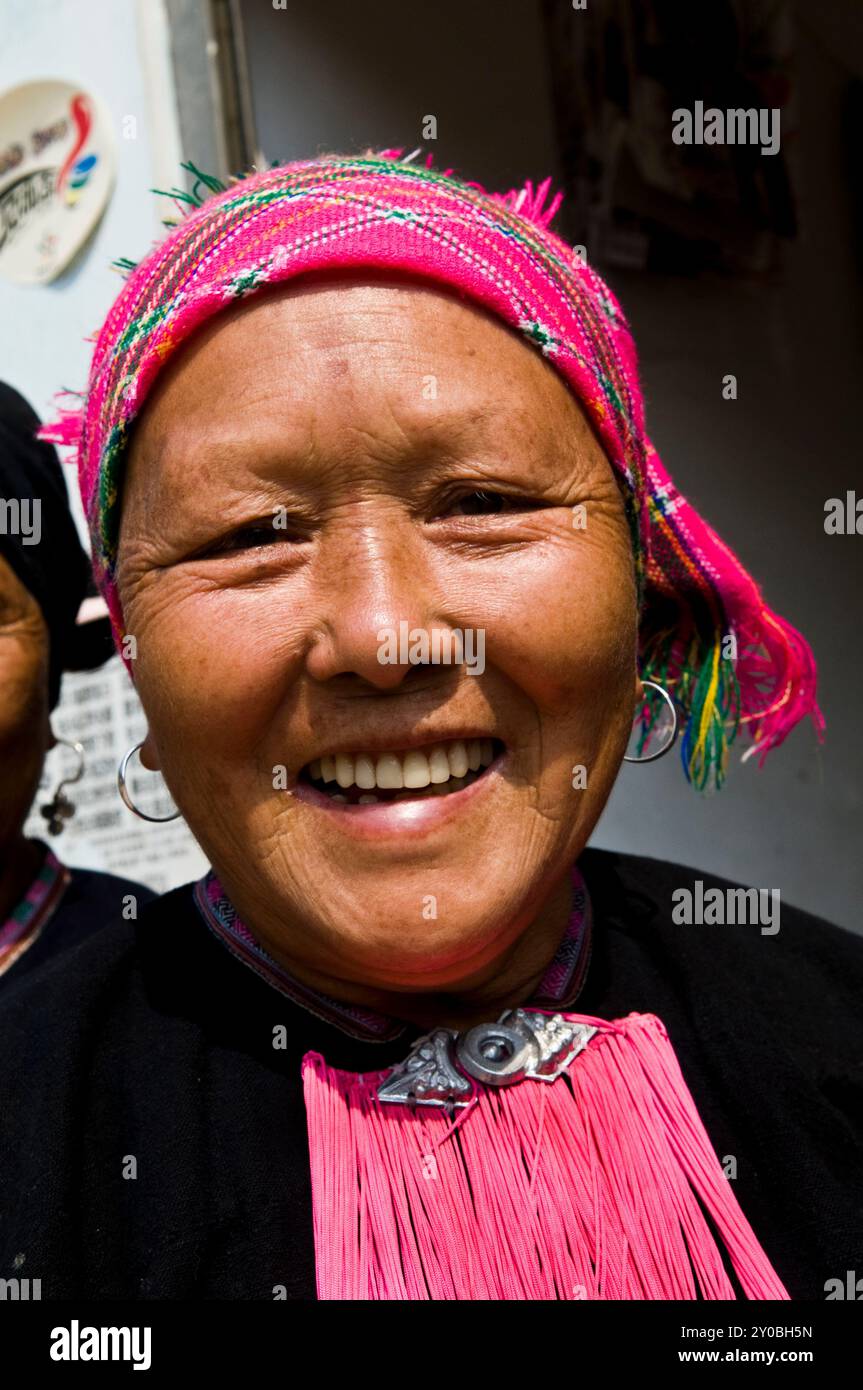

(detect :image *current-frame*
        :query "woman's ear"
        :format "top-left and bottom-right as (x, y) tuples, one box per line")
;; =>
(138, 729), (162, 772)
(633, 672), (645, 707)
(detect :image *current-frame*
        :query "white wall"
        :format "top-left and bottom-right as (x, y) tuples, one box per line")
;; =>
(0, 0), (182, 426)
(592, 24), (863, 934)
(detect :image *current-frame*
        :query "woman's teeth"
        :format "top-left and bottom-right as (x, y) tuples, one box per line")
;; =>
(304, 738), (497, 804)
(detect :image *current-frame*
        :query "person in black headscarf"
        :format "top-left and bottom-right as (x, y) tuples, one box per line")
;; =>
(0, 382), (154, 983)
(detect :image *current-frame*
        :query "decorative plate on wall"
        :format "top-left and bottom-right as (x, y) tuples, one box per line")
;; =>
(0, 78), (116, 285)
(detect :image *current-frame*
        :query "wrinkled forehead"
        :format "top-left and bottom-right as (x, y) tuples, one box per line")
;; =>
(121, 274), (608, 514)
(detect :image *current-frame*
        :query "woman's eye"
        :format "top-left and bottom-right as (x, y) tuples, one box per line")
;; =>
(447, 489), (538, 516)
(210, 523), (292, 554)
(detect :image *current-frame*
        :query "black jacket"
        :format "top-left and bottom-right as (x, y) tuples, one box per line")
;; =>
(0, 860), (155, 989)
(0, 848), (860, 1301)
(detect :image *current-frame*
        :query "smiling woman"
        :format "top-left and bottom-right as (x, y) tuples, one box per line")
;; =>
(115, 275), (639, 1017)
(0, 151), (860, 1304)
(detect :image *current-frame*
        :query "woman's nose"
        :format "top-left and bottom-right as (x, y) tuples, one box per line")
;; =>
(303, 520), (447, 690)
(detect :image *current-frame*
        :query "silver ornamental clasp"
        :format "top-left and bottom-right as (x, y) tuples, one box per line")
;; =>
(377, 1008), (597, 1110)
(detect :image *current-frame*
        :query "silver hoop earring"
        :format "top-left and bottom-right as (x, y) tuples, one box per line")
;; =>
(623, 680), (679, 764)
(117, 742), (181, 822)
(40, 737), (85, 835)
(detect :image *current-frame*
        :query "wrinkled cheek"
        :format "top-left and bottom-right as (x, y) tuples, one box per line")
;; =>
(0, 668), (40, 738)
(486, 559), (637, 815)
(479, 552), (637, 721)
(128, 589), (305, 781)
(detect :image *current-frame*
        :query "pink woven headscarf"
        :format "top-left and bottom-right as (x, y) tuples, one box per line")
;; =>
(41, 149), (824, 787)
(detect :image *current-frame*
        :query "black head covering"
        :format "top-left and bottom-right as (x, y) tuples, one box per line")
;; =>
(0, 382), (112, 708)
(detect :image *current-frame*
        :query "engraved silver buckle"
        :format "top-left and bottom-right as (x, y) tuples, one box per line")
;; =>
(377, 1009), (597, 1109)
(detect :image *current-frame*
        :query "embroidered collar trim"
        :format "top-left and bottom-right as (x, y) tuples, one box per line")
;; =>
(193, 866), (593, 1043)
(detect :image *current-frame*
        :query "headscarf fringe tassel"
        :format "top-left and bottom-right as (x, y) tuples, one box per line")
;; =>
(641, 611), (824, 790)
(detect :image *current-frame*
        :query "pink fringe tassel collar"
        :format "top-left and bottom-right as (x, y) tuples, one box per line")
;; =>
(302, 1010), (788, 1300)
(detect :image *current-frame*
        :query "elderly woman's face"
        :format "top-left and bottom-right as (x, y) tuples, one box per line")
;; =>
(119, 278), (639, 1002)
(0, 553), (51, 848)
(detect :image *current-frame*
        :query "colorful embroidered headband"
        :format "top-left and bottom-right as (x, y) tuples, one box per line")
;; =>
(40, 149), (823, 788)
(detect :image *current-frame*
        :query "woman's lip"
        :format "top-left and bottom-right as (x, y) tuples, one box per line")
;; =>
(291, 750), (506, 837)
